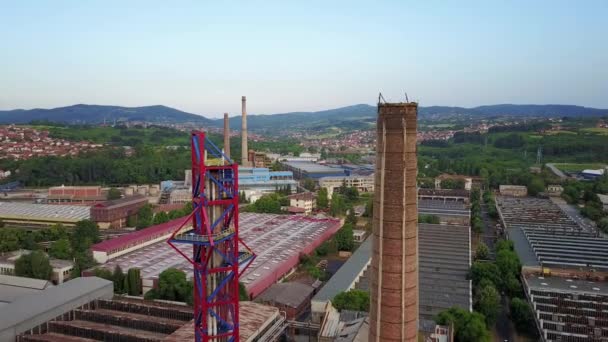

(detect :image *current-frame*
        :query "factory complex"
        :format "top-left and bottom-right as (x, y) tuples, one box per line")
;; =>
(90, 213), (341, 298)
(496, 194), (608, 341)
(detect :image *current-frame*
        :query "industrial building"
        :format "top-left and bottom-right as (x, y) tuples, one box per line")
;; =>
(0, 277), (114, 341)
(238, 167), (298, 194)
(47, 186), (105, 205)
(318, 175), (374, 198)
(90, 195), (148, 228)
(0, 250), (74, 284)
(90, 217), (190, 263)
(90, 213), (341, 298)
(255, 282), (316, 321)
(281, 161), (346, 180)
(499, 184), (528, 197)
(496, 196), (608, 272)
(523, 273), (608, 341)
(0, 202), (90, 226)
(312, 224), (471, 336)
(418, 189), (471, 225)
(287, 192), (315, 215)
(2, 276), (284, 342)
(0, 275), (53, 307)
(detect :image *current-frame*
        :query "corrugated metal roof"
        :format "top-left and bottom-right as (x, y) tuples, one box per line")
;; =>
(0, 277), (112, 331)
(0, 202), (90, 222)
(256, 282), (315, 308)
(91, 217), (190, 252)
(313, 237), (372, 303)
(0, 274), (53, 290)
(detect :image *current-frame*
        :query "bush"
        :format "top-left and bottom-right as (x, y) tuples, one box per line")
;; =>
(332, 290), (370, 312)
(435, 307), (491, 342)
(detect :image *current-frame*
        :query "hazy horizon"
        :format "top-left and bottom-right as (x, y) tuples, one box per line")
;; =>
(1, 1), (607, 117)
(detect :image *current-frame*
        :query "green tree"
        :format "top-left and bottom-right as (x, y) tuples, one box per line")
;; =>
(303, 178), (316, 191)
(158, 268), (190, 302)
(335, 224), (355, 252)
(527, 177), (545, 196)
(14, 251), (52, 280)
(127, 268), (142, 296)
(107, 187), (122, 200)
(94, 268), (114, 281)
(475, 243), (489, 260)
(239, 282), (249, 301)
(317, 188), (329, 209)
(332, 289), (370, 312)
(249, 194), (283, 214)
(475, 284), (500, 326)
(153, 211), (170, 225)
(345, 207), (357, 226)
(469, 261), (500, 289)
(49, 238), (72, 260)
(510, 298), (537, 336)
(496, 249), (521, 279)
(362, 198), (373, 217)
(168, 210), (182, 220)
(330, 193), (346, 217)
(435, 307), (491, 342)
(71, 220), (101, 252)
(136, 204), (154, 229)
(112, 265), (125, 294)
(598, 217), (608, 233)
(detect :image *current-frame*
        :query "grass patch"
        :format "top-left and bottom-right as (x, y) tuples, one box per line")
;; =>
(581, 128), (608, 135)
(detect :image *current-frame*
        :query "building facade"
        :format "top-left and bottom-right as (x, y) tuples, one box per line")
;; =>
(499, 185), (528, 197)
(47, 186), (105, 205)
(319, 175), (374, 198)
(287, 192), (315, 215)
(90, 195), (147, 229)
(238, 167), (298, 193)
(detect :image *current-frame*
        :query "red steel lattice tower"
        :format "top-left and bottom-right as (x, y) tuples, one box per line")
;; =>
(168, 131), (255, 342)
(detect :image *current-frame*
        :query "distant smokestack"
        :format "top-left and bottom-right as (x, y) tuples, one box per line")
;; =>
(369, 101), (418, 342)
(223, 113), (230, 159)
(241, 96), (249, 167)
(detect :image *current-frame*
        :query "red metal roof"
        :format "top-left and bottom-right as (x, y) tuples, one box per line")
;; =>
(91, 217), (190, 253)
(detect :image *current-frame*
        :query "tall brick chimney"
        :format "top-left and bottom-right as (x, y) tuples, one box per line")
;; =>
(369, 101), (418, 342)
(241, 96), (249, 167)
(223, 113), (230, 159)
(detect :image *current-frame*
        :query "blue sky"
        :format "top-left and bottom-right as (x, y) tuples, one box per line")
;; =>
(1, 1), (607, 117)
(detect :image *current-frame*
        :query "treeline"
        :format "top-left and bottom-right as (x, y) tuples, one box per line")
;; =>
(2, 220), (102, 280)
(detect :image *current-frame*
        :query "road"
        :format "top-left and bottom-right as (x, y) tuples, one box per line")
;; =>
(495, 295), (515, 342)
(546, 163), (567, 180)
(550, 196), (597, 233)
(480, 204), (497, 256)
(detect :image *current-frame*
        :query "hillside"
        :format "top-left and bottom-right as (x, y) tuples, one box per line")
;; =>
(221, 104), (608, 131)
(1, 103), (605, 128)
(0, 104), (212, 124)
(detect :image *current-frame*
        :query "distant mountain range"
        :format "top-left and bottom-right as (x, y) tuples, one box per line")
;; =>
(0, 103), (606, 129)
(0, 104), (213, 125)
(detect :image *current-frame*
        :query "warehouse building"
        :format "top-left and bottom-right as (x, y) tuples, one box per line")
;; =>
(0, 277), (113, 341)
(90, 217), (191, 263)
(0, 275), (54, 307)
(0, 202), (90, 227)
(90, 213), (341, 297)
(90, 195), (148, 228)
(281, 161), (346, 180)
(499, 184), (528, 197)
(47, 186), (105, 205)
(7, 281), (284, 342)
(523, 273), (608, 341)
(238, 167), (298, 194)
(312, 224), (472, 323)
(496, 196), (607, 272)
(255, 282), (316, 321)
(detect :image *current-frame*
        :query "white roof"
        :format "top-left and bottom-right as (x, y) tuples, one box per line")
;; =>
(598, 194), (608, 205)
(582, 169), (605, 176)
